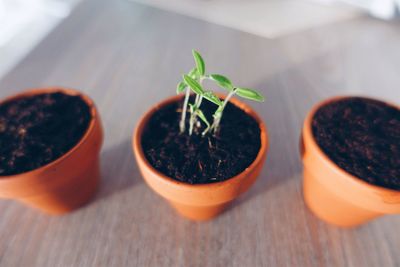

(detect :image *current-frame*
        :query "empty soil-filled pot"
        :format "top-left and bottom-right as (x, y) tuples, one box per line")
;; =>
(0, 88), (103, 214)
(133, 95), (268, 221)
(300, 96), (400, 227)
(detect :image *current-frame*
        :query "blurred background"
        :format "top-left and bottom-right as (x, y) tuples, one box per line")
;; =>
(0, 0), (399, 80)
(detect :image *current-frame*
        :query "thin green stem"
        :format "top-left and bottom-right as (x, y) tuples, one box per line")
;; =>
(201, 116), (210, 136)
(189, 104), (195, 135)
(188, 77), (205, 136)
(211, 89), (236, 133)
(179, 87), (190, 133)
(197, 95), (203, 107)
(189, 94), (203, 135)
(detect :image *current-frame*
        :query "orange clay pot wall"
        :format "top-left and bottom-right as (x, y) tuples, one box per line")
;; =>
(0, 88), (103, 214)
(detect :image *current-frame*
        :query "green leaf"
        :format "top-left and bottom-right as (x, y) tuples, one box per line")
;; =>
(192, 50), (205, 76)
(195, 109), (210, 128)
(235, 88), (265, 102)
(208, 74), (233, 91)
(183, 75), (205, 95)
(188, 68), (199, 79)
(203, 91), (222, 106)
(176, 81), (186, 94)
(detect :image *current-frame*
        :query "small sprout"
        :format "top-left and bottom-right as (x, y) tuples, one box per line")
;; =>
(176, 50), (265, 136)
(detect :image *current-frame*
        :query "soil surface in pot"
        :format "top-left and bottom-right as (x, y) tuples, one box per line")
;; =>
(0, 92), (91, 176)
(141, 96), (261, 184)
(312, 97), (400, 190)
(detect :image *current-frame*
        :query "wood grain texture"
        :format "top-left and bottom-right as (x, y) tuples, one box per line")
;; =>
(0, 0), (399, 266)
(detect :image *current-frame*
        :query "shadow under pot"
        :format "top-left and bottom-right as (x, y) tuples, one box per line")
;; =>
(300, 96), (400, 227)
(133, 94), (268, 221)
(0, 88), (103, 214)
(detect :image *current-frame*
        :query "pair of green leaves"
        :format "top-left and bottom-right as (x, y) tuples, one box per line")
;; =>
(208, 74), (264, 102)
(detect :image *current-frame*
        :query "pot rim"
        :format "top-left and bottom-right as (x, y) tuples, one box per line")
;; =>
(0, 87), (98, 181)
(133, 94), (269, 189)
(302, 95), (400, 195)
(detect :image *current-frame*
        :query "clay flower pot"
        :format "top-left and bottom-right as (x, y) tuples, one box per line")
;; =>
(300, 96), (400, 227)
(0, 87), (103, 214)
(133, 95), (268, 221)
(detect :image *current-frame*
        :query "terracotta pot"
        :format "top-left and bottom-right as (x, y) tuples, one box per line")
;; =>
(133, 95), (268, 221)
(0, 87), (103, 214)
(300, 96), (400, 227)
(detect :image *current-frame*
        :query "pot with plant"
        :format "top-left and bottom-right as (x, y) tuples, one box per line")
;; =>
(133, 50), (268, 220)
(300, 96), (400, 227)
(0, 87), (103, 214)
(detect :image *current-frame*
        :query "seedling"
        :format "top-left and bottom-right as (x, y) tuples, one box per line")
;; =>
(177, 50), (264, 136)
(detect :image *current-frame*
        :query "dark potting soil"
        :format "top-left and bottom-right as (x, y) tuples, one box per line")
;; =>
(312, 97), (400, 190)
(0, 92), (91, 176)
(141, 97), (262, 184)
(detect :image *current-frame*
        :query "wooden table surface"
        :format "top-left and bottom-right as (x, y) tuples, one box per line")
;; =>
(0, 0), (399, 266)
